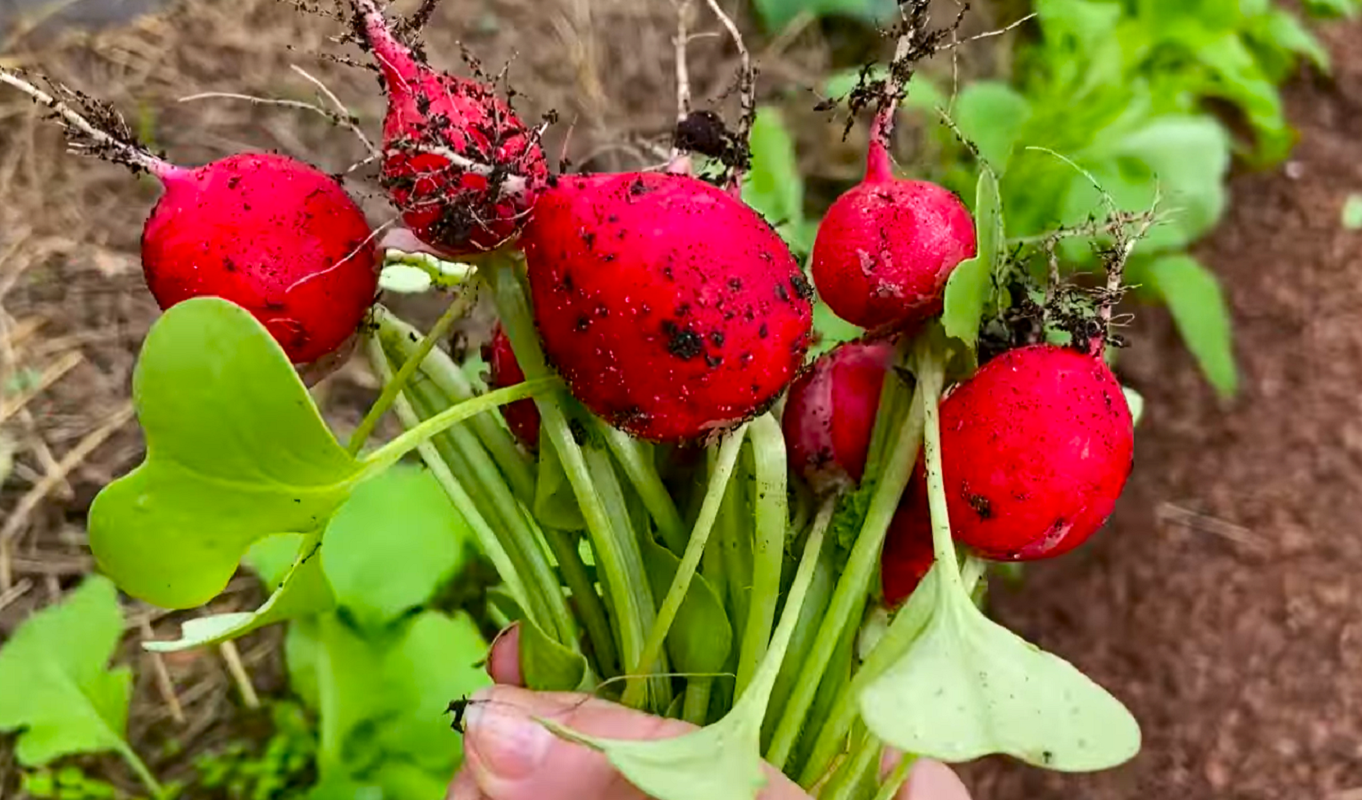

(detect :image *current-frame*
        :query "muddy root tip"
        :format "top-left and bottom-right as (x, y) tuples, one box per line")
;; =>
(351, 0), (417, 89)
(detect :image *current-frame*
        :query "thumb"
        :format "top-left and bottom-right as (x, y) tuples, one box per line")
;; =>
(457, 685), (810, 800)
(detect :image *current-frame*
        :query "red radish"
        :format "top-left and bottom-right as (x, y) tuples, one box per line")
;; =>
(351, 0), (547, 256)
(880, 479), (936, 606)
(522, 172), (812, 442)
(935, 343), (1133, 560)
(483, 323), (540, 449)
(782, 340), (894, 492)
(140, 152), (378, 365)
(0, 70), (377, 366)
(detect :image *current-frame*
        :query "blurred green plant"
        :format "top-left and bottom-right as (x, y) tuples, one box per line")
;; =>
(755, 0), (1344, 397)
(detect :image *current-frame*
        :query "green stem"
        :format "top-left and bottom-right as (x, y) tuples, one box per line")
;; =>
(348, 290), (476, 455)
(766, 373), (928, 770)
(384, 249), (476, 288)
(717, 458), (751, 652)
(798, 553), (986, 788)
(919, 354), (963, 591)
(597, 420), (688, 553)
(118, 745), (166, 800)
(872, 755), (916, 800)
(543, 526), (620, 678)
(367, 335), (530, 613)
(820, 727), (880, 800)
(735, 413), (787, 697)
(619, 426), (748, 709)
(362, 376), (561, 473)
(485, 261), (659, 710)
(682, 677), (713, 725)
(405, 377), (576, 645)
(375, 307), (536, 503)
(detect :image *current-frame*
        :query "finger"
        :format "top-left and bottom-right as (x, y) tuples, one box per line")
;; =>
(486, 624), (523, 686)
(463, 685), (809, 800)
(446, 768), (485, 800)
(895, 758), (972, 800)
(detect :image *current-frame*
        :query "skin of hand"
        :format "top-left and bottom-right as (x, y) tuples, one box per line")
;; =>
(446, 625), (973, 800)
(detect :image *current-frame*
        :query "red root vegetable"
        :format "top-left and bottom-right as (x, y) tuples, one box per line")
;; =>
(483, 323), (541, 449)
(810, 119), (975, 332)
(141, 152), (378, 365)
(880, 478), (936, 606)
(523, 172), (812, 442)
(782, 340), (894, 492)
(352, 0), (548, 255)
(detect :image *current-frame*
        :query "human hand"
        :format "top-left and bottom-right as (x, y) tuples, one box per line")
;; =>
(446, 625), (972, 800)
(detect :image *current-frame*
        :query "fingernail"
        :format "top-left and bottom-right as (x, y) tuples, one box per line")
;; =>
(465, 691), (552, 781)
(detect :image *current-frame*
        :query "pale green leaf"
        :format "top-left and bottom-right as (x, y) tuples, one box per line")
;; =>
(323, 465), (467, 629)
(89, 297), (363, 609)
(641, 538), (732, 675)
(1140, 255), (1238, 397)
(1258, 8), (1330, 72)
(145, 530), (334, 652)
(1114, 116), (1230, 242)
(1123, 386), (1145, 427)
(0, 577), (134, 766)
(942, 168), (1003, 347)
(860, 566), (1141, 770)
(379, 264), (434, 294)
(1342, 194), (1362, 230)
(954, 82), (1033, 169)
(811, 302), (863, 357)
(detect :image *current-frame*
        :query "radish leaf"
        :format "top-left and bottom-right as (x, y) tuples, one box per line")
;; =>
(89, 297), (364, 609)
(943, 167), (1004, 347)
(641, 537), (733, 675)
(322, 465), (467, 630)
(0, 576), (161, 796)
(518, 615), (589, 692)
(1138, 254), (1238, 398)
(860, 564), (1140, 770)
(146, 529), (333, 652)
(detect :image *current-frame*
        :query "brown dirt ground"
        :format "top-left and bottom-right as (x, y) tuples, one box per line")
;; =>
(0, 1), (1359, 798)
(968, 22), (1362, 800)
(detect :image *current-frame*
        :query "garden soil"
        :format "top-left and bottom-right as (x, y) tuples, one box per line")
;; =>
(0, 2), (1359, 798)
(968, 22), (1362, 800)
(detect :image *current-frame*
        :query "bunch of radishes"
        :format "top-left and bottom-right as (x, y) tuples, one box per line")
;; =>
(6, 0), (1145, 796)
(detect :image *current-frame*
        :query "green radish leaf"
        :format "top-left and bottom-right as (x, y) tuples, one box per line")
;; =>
(0, 576), (135, 766)
(322, 465), (468, 630)
(378, 264), (434, 294)
(487, 587), (528, 626)
(1136, 255), (1238, 397)
(743, 108), (812, 256)
(535, 434), (586, 530)
(1113, 116), (1230, 244)
(539, 711), (767, 800)
(518, 615), (589, 692)
(641, 537), (733, 675)
(942, 167), (1004, 347)
(954, 81), (1033, 169)
(811, 301), (863, 358)
(1256, 8), (1330, 72)
(146, 529), (333, 652)
(1304, 0), (1359, 18)
(859, 565), (1141, 770)
(89, 297), (364, 609)
(1342, 194), (1362, 230)
(1123, 386), (1145, 427)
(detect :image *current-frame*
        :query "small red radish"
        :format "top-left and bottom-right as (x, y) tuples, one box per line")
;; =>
(935, 343), (1134, 560)
(141, 152), (378, 365)
(880, 479), (936, 606)
(482, 323), (540, 449)
(522, 171), (812, 442)
(782, 340), (894, 492)
(0, 70), (377, 366)
(810, 119), (975, 332)
(351, 0), (547, 256)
